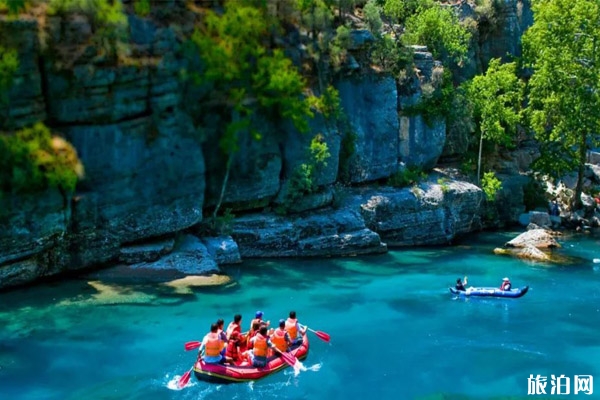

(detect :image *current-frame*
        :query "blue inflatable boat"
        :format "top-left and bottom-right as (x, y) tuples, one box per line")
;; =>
(449, 286), (529, 298)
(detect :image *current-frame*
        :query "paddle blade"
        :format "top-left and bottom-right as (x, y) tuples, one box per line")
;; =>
(280, 351), (297, 367)
(315, 331), (330, 343)
(177, 368), (192, 389)
(184, 341), (201, 351)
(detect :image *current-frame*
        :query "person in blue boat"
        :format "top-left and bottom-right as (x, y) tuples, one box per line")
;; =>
(198, 323), (225, 364)
(248, 326), (277, 368)
(285, 311), (307, 345)
(455, 276), (468, 291)
(500, 277), (512, 291)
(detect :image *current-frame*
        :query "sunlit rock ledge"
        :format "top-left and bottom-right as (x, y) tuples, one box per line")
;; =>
(230, 181), (484, 258)
(492, 228), (586, 264)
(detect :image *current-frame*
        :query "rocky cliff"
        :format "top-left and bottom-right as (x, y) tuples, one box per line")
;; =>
(0, 1), (531, 290)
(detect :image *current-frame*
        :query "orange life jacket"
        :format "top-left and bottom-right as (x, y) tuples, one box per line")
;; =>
(253, 333), (268, 357)
(285, 318), (298, 339)
(204, 332), (222, 357)
(270, 328), (288, 352)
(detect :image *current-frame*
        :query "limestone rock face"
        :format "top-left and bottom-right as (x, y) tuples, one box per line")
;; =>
(359, 181), (484, 246)
(231, 208), (386, 258)
(201, 236), (242, 265)
(336, 75), (399, 183)
(281, 116), (341, 188)
(0, 9), (207, 289)
(397, 48), (446, 171)
(0, 18), (46, 130)
(62, 118), (204, 242)
(203, 117), (282, 210)
(398, 115), (446, 170)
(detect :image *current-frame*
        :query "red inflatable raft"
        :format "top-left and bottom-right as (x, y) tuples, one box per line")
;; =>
(193, 333), (309, 384)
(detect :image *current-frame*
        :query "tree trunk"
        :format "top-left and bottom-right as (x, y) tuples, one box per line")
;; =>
(572, 131), (587, 210)
(212, 152), (234, 221)
(477, 130), (484, 184)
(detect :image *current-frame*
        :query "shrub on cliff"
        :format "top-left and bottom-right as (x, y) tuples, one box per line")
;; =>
(0, 123), (84, 196)
(0, 45), (18, 103)
(47, 0), (129, 62)
(0, 0), (28, 15)
(402, 4), (471, 66)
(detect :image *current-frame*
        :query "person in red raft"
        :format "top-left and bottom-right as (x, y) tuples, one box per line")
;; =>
(285, 311), (307, 345)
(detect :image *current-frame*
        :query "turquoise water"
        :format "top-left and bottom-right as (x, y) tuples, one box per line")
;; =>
(1, 231), (600, 400)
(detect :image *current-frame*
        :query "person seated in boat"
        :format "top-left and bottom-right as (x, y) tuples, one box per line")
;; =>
(270, 319), (292, 355)
(216, 318), (228, 357)
(226, 314), (243, 340)
(500, 277), (512, 291)
(285, 311), (307, 345)
(198, 323), (225, 364)
(248, 326), (277, 368)
(246, 320), (261, 347)
(224, 331), (245, 365)
(249, 310), (270, 333)
(455, 276), (468, 291)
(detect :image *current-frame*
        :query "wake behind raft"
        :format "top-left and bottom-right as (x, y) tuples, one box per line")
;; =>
(194, 333), (309, 384)
(449, 286), (530, 298)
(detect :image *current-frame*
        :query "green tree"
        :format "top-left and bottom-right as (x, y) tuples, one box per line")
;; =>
(382, 0), (432, 24)
(522, 0), (600, 209)
(402, 4), (471, 66)
(363, 0), (383, 35)
(465, 58), (523, 182)
(191, 1), (315, 219)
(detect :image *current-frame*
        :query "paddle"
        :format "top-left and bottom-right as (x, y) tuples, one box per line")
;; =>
(184, 341), (201, 351)
(300, 324), (331, 343)
(177, 365), (194, 389)
(272, 347), (297, 367)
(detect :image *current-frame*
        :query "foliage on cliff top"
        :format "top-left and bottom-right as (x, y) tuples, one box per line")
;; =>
(47, 0), (129, 62)
(0, 123), (84, 195)
(0, 0), (28, 15)
(402, 4), (471, 65)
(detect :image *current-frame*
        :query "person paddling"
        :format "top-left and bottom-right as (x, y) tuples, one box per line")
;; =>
(285, 311), (307, 345)
(455, 276), (468, 291)
(198, 323), (225, 364)
(500, 277), (512, 291)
